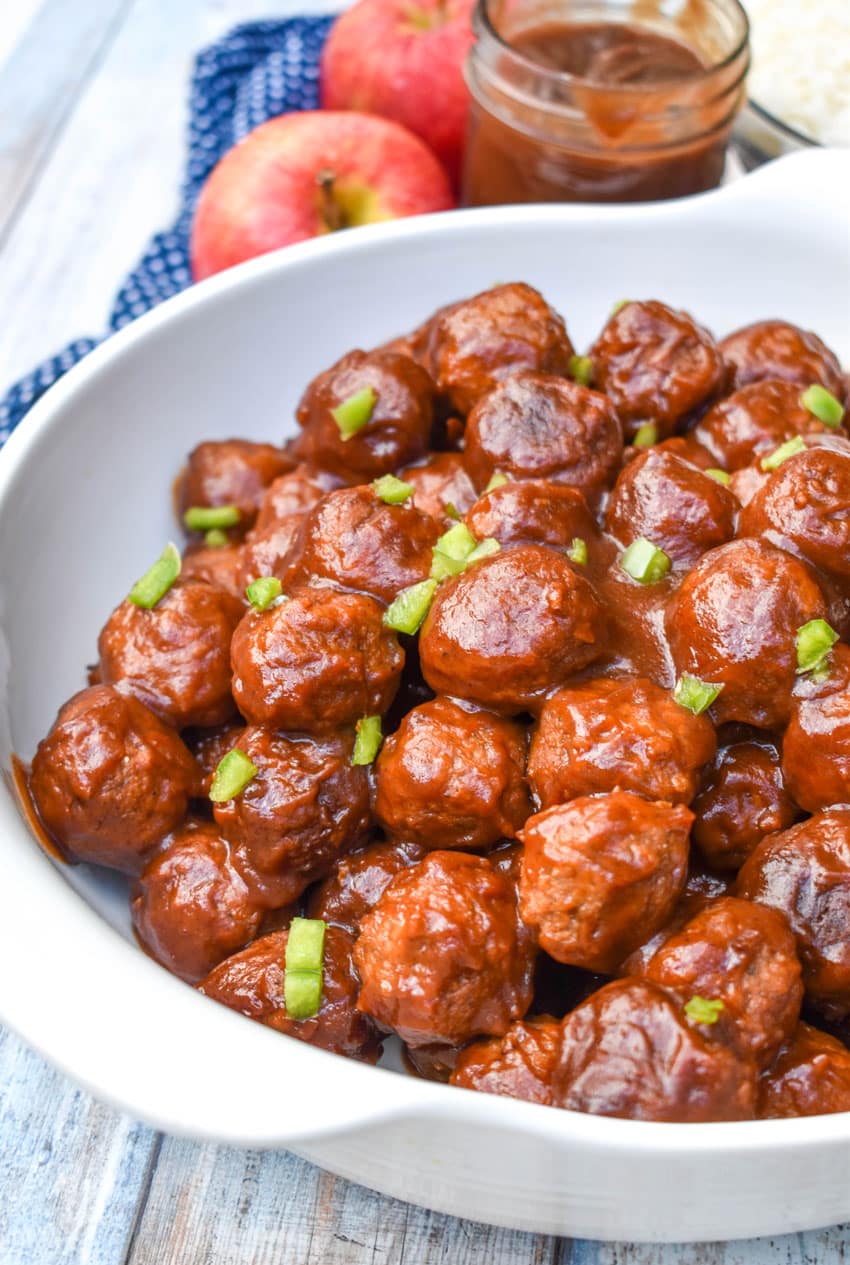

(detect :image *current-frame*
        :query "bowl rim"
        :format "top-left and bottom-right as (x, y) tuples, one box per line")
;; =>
(2, 148), (850, 1156)
(744, 97), (821, 149)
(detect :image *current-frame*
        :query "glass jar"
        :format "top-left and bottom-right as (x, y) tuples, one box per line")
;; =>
(463, 0), (750, 205)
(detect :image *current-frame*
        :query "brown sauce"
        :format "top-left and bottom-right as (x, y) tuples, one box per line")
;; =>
(10, 753), (67, 863)
(511, 22), (706, 83)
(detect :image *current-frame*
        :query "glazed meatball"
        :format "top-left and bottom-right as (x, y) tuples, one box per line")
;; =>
(419, 546), (606, 714)
(131, 823), (263, 982)
(693, 379), (843, 471)
(399, 452), (477, 522)
(589, 300), (726, 440)
(519, 792), (692, 972)
(783, 650), (850, 812)
(628, 434), (716, 471)
(354, 851), (535, 1046)
(737, 810), (850, 1016)
(281, 485), (439, 605)
(29, 685), (197, 873)
(293, 349), (434, 480)
(211, 727), (371, 907)
(692, 741), (799, 871)
(552, 979), (756, 1121)
(464, 479), (599, 554)
(238, 516), (302, 589)
(230, 587), (403, 731)
(180, 542), (245, 600)
(666, 539), (827, 729)
(758, 1023), (850, 1119)
(604, 449), (738, 568)
(591, 561), (674, 688)
(254, 464), (338, 532)
(374, 697), (531, 850)
(639, 897), (802, 1068)
(528, 677), (716, 809)
(306, 838), (427, 932)
(719, 320), (845, 398)
(414, 282), (574, 415)
(739, 444), (850, 583)
(451, 1018), (561, 1106)
(463, 372), (622, 505)
(198, 926), (382, 1061)
(177, 439), (292, 533)
(98, 579), (243, 729)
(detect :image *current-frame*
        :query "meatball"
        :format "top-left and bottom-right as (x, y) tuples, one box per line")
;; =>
(29, 685), (198, 873)
(254, 464), (338, 532)
(589, 300), (726, 440)
(639, 897), (802, 1068)
(399, 452), (477, 522)
(419, 546), (606, 714)
(666, 538), (827, 729)
(719, 320), (845, 399)
(354, 851), (535, 1046)
(281, 485), (440, 605)
(131, 823), (263, 982)
(528, 676), (715, 809)
(739, 444), (850, 584)
(604, 449), (737, 568)
(519, 792), (692, 972)
(177, 439), (292, 533)
(414, 282), (574, 415)
(198, 926), (382, 1061)
(693, 379), (843, 471)
(238, 516), (302, 589)
(293, 349), (434, 480)
(783, 651), (850, 813)
(98, 579), (243, 729)
(306, 838), (428, 932)
(692, 741), (799, 871)
(230, 586), (403, 731)
(180, 543), (245, 600)
(737, 810), (850, 1016)
(211, 727), (371, 907)
(374, 698), (530, 850)
(451, 1018), (561, 1106)
(464, 479), (599, 554)
(463, 372), (622, 505)
(552, 979), (756, 1121)
(758, 1023), (850, 1119)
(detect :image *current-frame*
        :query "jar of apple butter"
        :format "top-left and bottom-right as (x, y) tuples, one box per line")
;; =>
(462, 0), (750, 204)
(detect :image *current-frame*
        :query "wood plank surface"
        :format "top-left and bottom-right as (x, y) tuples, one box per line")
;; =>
(0, 0), (136, 243)
(0, 1026), (158, 1265)
(0, 1), (849, 1262)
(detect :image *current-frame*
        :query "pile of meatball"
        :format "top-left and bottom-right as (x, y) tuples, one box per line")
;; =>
(28, 282), (850, 1123)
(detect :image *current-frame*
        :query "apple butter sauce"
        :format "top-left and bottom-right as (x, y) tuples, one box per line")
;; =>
(462, 0), (750, 204)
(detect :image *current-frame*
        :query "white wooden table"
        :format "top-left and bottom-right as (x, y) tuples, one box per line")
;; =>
(0, 3), (848, 1260)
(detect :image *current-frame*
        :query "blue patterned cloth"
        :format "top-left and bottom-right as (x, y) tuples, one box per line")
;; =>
(0, 15), (334, 446)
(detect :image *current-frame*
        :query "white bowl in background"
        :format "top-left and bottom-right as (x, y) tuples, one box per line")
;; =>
(1, 148), (849, 1244)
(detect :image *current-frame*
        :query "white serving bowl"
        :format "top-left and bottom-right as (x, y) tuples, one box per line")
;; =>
(1, 148), (849, 1244)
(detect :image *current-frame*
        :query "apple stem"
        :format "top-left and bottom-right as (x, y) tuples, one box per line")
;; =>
(316, 168), (345, 232)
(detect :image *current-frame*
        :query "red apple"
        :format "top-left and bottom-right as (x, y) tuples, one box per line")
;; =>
(190, 110), (454, 281)
(320, 0), (475, 191)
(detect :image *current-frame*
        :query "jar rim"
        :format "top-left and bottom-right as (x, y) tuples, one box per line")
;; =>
(473, 0), (751, 95)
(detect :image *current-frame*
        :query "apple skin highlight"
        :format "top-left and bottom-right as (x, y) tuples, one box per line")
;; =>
(190, 111), (455, 281)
